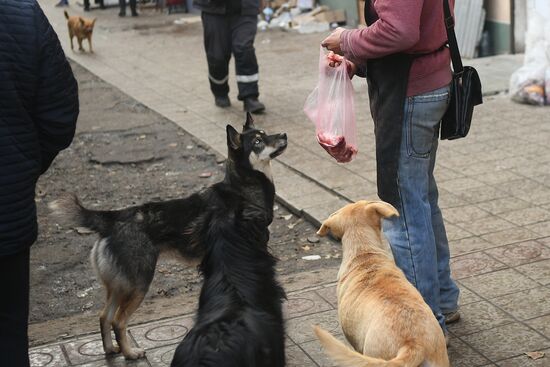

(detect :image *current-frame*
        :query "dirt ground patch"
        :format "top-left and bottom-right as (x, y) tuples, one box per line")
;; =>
(30, 62), (340, 345)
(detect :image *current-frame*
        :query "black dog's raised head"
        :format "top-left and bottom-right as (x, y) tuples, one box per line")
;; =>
(226, 113), (287, 180)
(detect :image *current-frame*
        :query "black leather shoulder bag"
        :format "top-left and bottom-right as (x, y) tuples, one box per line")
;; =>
(440, 0), (483, 140)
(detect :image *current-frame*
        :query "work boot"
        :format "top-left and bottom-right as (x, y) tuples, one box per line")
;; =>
(243, 97), (265, 114)
(444, 310), (461, 325)
(215, 95), (231, 108)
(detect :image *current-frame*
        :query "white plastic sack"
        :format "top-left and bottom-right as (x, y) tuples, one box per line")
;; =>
(510, 0), (550, 105)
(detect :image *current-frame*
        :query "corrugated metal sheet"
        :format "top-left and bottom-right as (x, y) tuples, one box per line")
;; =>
(454, 0), (486, 58)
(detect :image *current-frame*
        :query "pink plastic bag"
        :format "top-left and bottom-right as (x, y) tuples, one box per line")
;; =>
(304, 47), (357, 163)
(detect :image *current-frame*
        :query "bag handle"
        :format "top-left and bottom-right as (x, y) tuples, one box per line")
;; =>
(443, 0), (464, 75)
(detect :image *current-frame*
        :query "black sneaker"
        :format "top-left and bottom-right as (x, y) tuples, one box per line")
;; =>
(243, 97), (265, 114)
(215, 95), (231, 108)
(118, 11), (126, 17)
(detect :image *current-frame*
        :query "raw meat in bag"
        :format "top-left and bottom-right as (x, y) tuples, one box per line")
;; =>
(304, 47), (357, 163)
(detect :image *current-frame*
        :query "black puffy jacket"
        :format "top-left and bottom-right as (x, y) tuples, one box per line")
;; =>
(193, 0), (260, 15)
(0, 0), (79, 256)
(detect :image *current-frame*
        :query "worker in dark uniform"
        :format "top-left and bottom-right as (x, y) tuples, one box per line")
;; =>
(83, 0), (105, 12)
(193, 0), (265, 113)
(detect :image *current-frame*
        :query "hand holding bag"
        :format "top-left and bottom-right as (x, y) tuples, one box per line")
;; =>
(440, 0), (483, 140)
(304, 47), (358, 163)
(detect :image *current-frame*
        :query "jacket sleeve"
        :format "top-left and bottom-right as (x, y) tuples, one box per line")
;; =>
(33, 2), (79, 174)
(340, 0), (424, 64)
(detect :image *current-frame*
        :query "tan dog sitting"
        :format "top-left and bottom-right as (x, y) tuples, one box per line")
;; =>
(64, 10), (96, 53)
(314, 200), (449, 367)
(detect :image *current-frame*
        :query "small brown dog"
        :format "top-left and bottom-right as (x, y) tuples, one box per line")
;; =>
(64, 10), (96, 53)
(314, 200), (450, 367)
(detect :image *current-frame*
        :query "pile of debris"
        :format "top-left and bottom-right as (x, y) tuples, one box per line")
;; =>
(258, 0), (347, 34)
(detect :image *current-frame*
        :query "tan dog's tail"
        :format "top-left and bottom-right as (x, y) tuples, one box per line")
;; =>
(64, 10), (69, 19)
(314, 326), (424, 367)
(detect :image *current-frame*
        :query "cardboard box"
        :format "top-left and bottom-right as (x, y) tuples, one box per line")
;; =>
(313, 9), (346, 23)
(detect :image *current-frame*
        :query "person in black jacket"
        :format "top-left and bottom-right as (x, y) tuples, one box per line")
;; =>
(0, 1), (79, 366)
(194, 0), (266, 113)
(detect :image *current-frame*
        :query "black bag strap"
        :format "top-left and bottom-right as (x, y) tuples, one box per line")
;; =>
(443, 0), (464, 75)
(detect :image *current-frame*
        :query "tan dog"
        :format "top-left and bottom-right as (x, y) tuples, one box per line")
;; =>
(64, 10), (96, 53)
(314, 200), (450, 367)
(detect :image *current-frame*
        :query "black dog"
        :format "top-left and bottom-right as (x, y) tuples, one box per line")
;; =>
(170, 116), (287, 367)
(49, 113), (287, 361)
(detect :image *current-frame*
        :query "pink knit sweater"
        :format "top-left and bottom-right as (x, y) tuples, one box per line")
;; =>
(341, 0), (454, 96)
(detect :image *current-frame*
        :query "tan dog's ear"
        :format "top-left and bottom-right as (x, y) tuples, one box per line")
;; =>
(317, 222), (330, 237)
(369, 201), (399, 219)
(92, 18), (97, 25)
(79, 17), (85, 26)
(364, 201), (399, 228)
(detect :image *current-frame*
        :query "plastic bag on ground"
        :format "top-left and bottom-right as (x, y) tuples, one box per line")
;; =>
(304, 47), (357, 163)
(509, 0), (550, 105)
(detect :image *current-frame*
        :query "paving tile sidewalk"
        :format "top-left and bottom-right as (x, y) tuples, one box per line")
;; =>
(32, 2), (550, 366)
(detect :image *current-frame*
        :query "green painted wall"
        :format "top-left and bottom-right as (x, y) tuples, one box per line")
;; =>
(485, 20), (511, 55)
(319, 0), (359, 26)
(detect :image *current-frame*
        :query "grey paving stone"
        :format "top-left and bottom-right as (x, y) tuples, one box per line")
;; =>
(456, 282), (483, 305)
(461, 322), (550, 362)
(497, 349), (550, 367)
(279, 269), (337, 293)
(144, 344), (177, 367)
(78, 356), (150, 366)
(526, 315), (550, 340)
(481, 227), (541, 247)
(62, 335), (125, 365)
(455, 217), (516, 236)
(129, 316), (194, 350)
(438, 177), (487, 192)
(447, 301), (515, 336)
(498, 207), (550, 227)
(460, 269), (540, 299)
(314, 285), (338, 308)
(474, 170), (523, 186)
(298, 334), (346, 367)
(485, 241), (550, 267)
(438, 190), (467, 209)
(455, 185), (509, 204)
(442, 205), (492, 225)
(286, 345), (317, 367)
(284, 290), (334, 320)
(477, 198), (532, 215)
(526, 221), (550, 237)
(493, 287), (550, 321)
(516, 259), (550, 286)
(449, 236), (500, 256)
(445, 223), (475, 242)
(450, 252), (507, 279)
(446, 336), (491, 367)
(29, 345), (68, 367)
(286, 309), (339, 344)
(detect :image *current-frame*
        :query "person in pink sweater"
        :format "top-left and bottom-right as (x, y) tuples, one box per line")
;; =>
(322, 0), (460, 341)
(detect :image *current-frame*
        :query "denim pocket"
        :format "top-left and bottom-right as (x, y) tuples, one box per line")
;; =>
(405, 86), (450, 158)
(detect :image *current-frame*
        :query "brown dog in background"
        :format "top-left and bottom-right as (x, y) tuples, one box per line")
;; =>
(314, 200), (450, 367)
(64, 10), (96, 53)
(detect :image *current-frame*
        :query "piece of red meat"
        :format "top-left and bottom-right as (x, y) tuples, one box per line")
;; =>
(317, 132), (357, 163)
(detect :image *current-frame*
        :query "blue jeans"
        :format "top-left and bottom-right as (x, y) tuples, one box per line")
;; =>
(382, 85), (460, 331)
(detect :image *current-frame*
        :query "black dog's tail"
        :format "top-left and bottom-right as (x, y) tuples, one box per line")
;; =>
(64, 10), (69, 19)
(48, 193), (112, 235)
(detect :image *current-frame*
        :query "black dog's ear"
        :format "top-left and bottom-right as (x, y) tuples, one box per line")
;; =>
(226, 125), (241, 151)
(243, 112), (255, 131)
